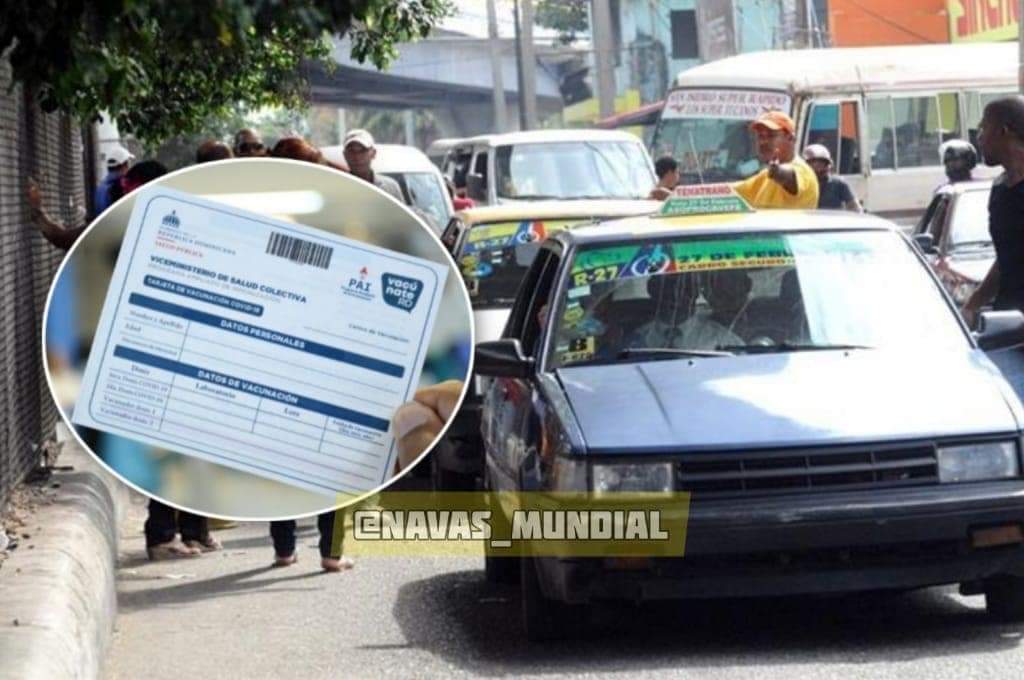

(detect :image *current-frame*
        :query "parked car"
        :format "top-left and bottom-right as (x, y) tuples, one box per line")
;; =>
(433, 199), (660, 489)
(441, 129), (656, 207)
(913, 180), (993, 306)
(322, 143), (453, 232)
(476, 201), (1024, 640)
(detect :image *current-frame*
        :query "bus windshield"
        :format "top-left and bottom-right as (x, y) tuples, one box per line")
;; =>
(652, 88), (792, 184)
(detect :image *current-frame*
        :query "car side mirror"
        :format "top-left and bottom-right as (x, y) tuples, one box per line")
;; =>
(467, 173), (487, 202)
(913, 233), (937, 255)
(475, 339), (534, 379)
(974, 310), (1024, 351)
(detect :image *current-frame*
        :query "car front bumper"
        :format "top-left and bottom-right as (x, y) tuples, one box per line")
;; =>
(536, 480), (1024, 603)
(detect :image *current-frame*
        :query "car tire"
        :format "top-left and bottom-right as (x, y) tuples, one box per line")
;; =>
(984, 575), (1024, 622)
(520, 556), (586, 642)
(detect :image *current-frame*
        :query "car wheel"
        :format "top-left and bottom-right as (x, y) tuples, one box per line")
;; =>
(520, 556), (587, 642)
(985, 575), (1024, 622)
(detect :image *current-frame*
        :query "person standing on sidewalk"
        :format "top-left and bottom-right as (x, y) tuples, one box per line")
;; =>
(341, 129), (404, 203)
(28, 160), (220, 560)
(94, 145), (133, 215)
(960, 96), (1024, 328)
(732, 111), (819, 210)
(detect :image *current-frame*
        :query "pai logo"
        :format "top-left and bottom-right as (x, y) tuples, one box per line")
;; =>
(342, 265), (375, 301)
(161, 210), (181, 228)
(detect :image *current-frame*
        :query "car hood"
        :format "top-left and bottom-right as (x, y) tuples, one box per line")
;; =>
(556, 349), (1020, 453)
(946, 251), (995, 283)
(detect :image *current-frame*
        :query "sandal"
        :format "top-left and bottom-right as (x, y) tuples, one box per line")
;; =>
(147, 539), (201, 561)
(321, 555), (354, 572)
(184, 534), (223, 553)
(272, 552), (297, 568)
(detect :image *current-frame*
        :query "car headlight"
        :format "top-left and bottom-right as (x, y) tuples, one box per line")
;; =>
(937, 441), (1020, 482)
(592, 462), (674, 495)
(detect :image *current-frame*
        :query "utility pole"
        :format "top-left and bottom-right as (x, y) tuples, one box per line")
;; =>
(591, 0), (616, 119)
(486, 0), (507, 132)
(519, 0), (538, 129)
(513, 0), (526, 130)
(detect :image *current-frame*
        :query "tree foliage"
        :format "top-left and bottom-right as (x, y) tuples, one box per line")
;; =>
(534, 0), (589, 45)
(2, 1), (452, 144)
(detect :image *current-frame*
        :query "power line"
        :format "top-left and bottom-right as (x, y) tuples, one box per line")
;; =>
(840, 0), (941, 44)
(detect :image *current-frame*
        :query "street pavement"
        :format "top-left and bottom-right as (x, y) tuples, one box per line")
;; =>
(105, 494), (1024, 679)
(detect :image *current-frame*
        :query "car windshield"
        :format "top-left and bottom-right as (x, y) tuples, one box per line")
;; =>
(459, 219), (583, 308)
(652, 89), (793, 183)
(551, 231), (967, 368)
(948, 188), (992, 250)
(494, 142), (654, 200)
(385, 171), (451, 232)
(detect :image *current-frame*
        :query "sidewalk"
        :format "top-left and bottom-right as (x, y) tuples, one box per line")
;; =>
(0, 427), (129, 680)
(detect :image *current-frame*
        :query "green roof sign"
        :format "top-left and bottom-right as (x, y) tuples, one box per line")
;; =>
(658, 184), (753, 217)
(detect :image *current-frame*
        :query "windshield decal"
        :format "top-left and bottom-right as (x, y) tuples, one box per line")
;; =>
(570, 238), (793, 285)
(462, 219), (579, 254)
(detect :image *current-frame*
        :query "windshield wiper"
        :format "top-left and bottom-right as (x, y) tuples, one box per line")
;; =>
(719, 343), (874, 354)
(617, 347), (735, 359)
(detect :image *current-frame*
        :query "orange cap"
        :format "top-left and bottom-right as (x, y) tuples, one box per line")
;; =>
(750, 110), (795, 135)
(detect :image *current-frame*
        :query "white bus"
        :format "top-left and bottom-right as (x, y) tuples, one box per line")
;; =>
(651, 43), (1019, 224)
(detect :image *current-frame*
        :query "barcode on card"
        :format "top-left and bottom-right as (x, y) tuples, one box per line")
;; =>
(265, 232), (333, 269)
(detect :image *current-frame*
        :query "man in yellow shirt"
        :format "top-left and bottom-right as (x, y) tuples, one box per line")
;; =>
(732, 111), (819, 209)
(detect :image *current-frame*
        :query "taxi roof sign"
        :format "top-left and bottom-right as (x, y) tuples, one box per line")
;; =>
(659, 183), (753, 218)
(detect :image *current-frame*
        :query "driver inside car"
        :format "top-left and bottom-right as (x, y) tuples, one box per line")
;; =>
(629, 269), (752, 351)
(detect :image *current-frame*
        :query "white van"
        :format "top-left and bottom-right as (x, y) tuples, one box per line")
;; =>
(442, 129), (656, 206)
(651, 42), (1018, 224)
(322, 143), (453, 232)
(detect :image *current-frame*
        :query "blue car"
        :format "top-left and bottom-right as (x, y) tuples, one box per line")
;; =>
(475, 206), (1024, 640)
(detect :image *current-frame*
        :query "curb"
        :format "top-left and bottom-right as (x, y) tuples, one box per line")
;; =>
(0, 427), (129, 680)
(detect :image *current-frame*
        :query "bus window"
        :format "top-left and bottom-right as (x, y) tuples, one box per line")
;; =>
(892, 96), (941, 168)
(937, 92), (960, 144)
(867, 98), (896, 170)
(805, 101), (862, 176)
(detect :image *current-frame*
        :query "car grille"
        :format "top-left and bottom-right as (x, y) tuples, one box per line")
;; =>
(677, 442), (939, 497)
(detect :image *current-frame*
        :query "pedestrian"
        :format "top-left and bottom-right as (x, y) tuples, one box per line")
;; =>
(960, 96), (1024, 329)
(233, 128), (267, 157)
(802, 144), (862, 212)
(94, 144), (134, 216)
(196, 140), (233, 163)
(937, 139), (978, 191)
(732, 111), (819, 209)
(341, 129), (405, 203)
(29, 160), (221, 560)
(270, 136), (349, 173)
(649, 156), (680, 201)
(264, 137), (355, 572)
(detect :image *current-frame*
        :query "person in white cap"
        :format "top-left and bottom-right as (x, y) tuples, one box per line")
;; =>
(94, 144), (134, 215)
(342, 129), (404, 203)
(802, 144), (862, 212)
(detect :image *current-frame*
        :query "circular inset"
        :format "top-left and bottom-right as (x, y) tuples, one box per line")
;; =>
(43, 158), (473, 520)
